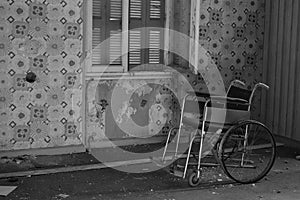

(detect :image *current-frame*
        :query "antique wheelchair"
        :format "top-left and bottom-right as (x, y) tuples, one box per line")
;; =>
(161, 80), (276, 187)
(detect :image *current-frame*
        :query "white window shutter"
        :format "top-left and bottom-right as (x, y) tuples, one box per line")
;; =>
(110, 0), (122, 20)
(108, 0), (122, 65)
(92, 28), (102, 65)
(149, 30), (161, 64)
(93, 0), (102, 17)
(150, 0), (161, 19)
(129, 30), (142, 65)
(109, 30), (122, 64)
(92, 0), (122, 65)
(92, 0), (103, 65)
(128, 0), (164, 68)
(130, 0), (142, 19)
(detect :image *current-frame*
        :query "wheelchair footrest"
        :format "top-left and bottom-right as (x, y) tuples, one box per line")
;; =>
(170, 169), (184, 178)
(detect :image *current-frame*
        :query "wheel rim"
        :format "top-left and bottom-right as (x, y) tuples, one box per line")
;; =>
(189, 173), (200, 186)
(220, 121), (276, 184)
(192, 175), (199, 184)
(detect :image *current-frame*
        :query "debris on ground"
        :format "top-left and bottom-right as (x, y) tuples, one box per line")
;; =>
(0, 155), (33, 165)
(272, 169), (284, 174)
(55, 193), (70, 199)
(273, 190), (281, 194)
(296, 155), (300, 160)
(133, 176), (147, 180)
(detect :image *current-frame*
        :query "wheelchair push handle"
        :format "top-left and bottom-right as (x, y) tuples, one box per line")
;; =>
(256, 83), (270, 90)
(232, 80), (246, 86)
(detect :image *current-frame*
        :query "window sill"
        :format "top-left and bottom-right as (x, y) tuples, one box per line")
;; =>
(85, 67), (174, 80)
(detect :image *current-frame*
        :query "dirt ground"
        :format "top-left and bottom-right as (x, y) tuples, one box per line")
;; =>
(0, 146), (299, 200)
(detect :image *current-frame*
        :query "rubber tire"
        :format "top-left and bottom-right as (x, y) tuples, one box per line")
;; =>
(219, 120), (276, 184)
(188, 172), (201, 187)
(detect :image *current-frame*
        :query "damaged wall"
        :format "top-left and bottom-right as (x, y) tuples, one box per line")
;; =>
(0, 0), (83, 151)
(86, 77), (181, 147)
(0, 0), (268, 152)
(86, 0), (267, 145)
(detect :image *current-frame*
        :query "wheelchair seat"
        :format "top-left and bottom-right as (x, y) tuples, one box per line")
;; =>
(182, 83), (253, 130)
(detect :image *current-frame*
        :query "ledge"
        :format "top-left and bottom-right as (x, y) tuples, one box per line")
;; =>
(85, 70), (174, 80)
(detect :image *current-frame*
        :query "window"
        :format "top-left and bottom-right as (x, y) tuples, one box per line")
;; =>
(90, 0), (165, 71)
(92, 0), (122, 65)
(128, 0), (165, 67)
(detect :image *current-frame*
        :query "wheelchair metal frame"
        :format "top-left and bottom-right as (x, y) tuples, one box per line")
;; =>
(162, 80), (270, 180)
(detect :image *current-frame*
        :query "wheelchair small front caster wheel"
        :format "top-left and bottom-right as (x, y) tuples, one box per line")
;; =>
(188, 171), (201, 187)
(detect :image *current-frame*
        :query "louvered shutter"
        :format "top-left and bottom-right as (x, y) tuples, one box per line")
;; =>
(148, 30), (161, 64)
(149, 0), (162, 19)
(92, 27), (102, 65)
(147, 0), (164, 64)
(129, 0), (164, 67)
(130, 0), (142, 19)
(129, 30), (142, 65)
(92, 0), (122, 65)
(129, 0), (143, 66)
(92, 0), (104, 65)
(108, 0), (122, 65)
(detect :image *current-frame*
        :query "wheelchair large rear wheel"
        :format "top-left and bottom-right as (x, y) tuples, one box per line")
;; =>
(219, 120), (276, 184)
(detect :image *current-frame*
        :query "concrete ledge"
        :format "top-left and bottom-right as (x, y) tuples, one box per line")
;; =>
(0, 145), (86, 158)
(274, 135), (300, 151)
(0, 136), (166, 157)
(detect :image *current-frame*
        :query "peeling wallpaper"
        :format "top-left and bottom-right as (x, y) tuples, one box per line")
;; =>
(87, 78), (181, 147)
(87, 0), (267, 146)
(0, 0), (83, 151)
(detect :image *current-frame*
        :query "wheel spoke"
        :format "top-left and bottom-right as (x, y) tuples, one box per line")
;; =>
(220, 121), (276, 184)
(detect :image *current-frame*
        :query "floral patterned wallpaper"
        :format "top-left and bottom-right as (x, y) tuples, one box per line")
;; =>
(83, 0), (268, 148)
(0, 0), (267, 152)
(0, 0), (83, 151)
(188, 0), (265, 119)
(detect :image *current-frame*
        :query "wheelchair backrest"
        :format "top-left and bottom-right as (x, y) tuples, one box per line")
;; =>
(227, 86), (252, 101)
(205, 107), (250, 125)
(227, 86), (252, 110)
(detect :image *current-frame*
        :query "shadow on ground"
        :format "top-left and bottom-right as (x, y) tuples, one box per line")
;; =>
(0, 146), (299, 200)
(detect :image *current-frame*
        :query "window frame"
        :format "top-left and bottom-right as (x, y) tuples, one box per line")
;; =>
(84, 0), (172, 74)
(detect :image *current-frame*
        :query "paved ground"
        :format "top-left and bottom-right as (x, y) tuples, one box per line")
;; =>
(0, 146), (299, 200)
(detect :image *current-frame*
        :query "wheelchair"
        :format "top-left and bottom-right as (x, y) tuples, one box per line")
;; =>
(161, 80), (276, 187)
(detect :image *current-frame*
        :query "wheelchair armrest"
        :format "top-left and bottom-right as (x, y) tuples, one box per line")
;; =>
(209, 96), (250, 105)
(186, 91), (211, 98)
